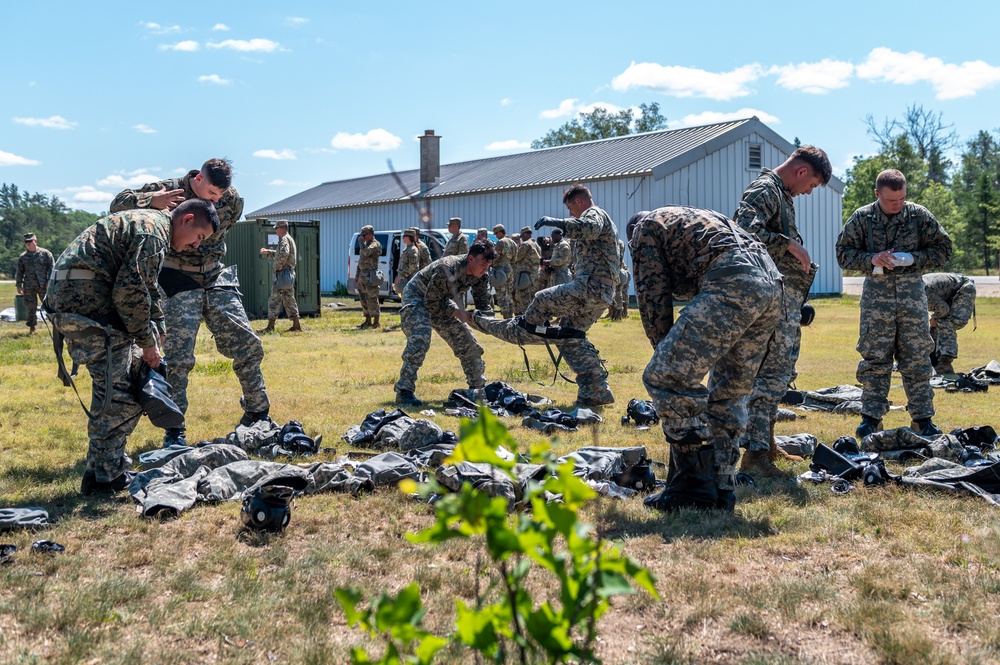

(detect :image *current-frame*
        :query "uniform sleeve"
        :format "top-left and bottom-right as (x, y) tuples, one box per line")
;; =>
(925, 287), (950, 320)
(43, 250), (54, 278)
(835, 212), (872, 272)
(14, 255), (24, 288)
(913, 208), (953, 272)
(458, 234), (469, 254)
(113, 235), (166, 348)
(110, 181), (167, 212)
(630, 223), (674, 347)
(563, 207), (606, 241)
(471, 274), (490, 310)
(733, 185), (791, 256)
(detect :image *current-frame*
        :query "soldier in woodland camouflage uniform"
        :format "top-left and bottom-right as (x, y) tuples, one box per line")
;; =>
(511, 226), (542, 315)
(259, 220), (300, 333)
(110, 158), (270, 446)
(413, 228), (432, 270)
(923, 273), (976, 374)
(734, 145), (832, 477)
(545, 228), (572, 288)
(45, 200), (218, 494)
(15, 233), (54, 334)
(444, 217), (470, 310)
(394, 229), (421, 293)
(395, 241), (496, 406)
(836, 169), (953, 439)
(355, 225), (383, 328)
(630, 206), (780, 512)
(474, 184), (620, 407)
(491, 224), (516, 319)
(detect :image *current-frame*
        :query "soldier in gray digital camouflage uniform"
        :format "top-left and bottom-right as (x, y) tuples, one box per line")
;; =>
(836, 169), (953, 439)
(734, 145), (832, 477)
(259, 220), (300, 333)
(110, 158), (270, 447)
(630, 206), (780, 512)
(491, 224), (516, 319)
(355, 225), (383, 328)
(395, 241), (496, 406)
(15, 233), (54, 334)
(473, 184), (620, 407)
(511, 226), (542, 315)
(923, 273), (976, 374)
(45, 200), (219, 494)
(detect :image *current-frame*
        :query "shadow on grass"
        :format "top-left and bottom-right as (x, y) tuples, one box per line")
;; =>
(0, 460), (123, 521)
(597, 500), (782, 543)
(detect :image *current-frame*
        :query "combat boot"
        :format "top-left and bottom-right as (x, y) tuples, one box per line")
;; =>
(162, 427), (187, 448)
(855, 415), (882, 440)
(81, 470), (137, 496)
(576, 387), (615, 409)
(359, 317), (371, 329)
(912, 418), (942, 438)
(934, 357), (956, 376)
(395, 390), (423, 407)
(372, 316), (380, 329)
(767, 422), (803, 463)
(239, 409), (271, 428)
(644, 441), (718, 512)
(287, 317), (302, 332)
(739, 448), (789, 478)
(28, 326), (36, 335)
(259, 319), (276, 333)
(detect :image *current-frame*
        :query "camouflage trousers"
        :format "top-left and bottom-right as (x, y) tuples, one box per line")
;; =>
(857, 273), (934, 420)
(491, 265), (513, 318)
(22, 285), (43, 328)
(512, 270), (538, 315)
(739, 264), (815, 452)
(267, 284), (299, 320)
(395, 298), (486, 394)
(54, 317), (141, 482)
(642, 269), (779, 491)
(161, 283), (269, 415)
(614, 270), (630, 315)
(931, 280), (976, 360)
(475, 276), (614, 403)
(357, 276), (381, 318)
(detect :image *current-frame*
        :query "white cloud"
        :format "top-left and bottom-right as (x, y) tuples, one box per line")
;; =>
(133, 124), (157, 134)
(140, 22), (181, 34)
(96, 170), (161, 188)
(330, 129), (401, 151)
(612, 61), (764, 101)
(856, 47), (1000, 99)
(578, 101), (628, 115)
(253, 149), (297, 160)
(0, 150), (40, 166)
(540, 99), (632, 121)
(212, 23), (230, 31)
(206, 38), (281, 53)
(769, 59), (854, 94)
(161, 40), (199, 52)
(540, 99), (580, 119)
(198, 74), (231, 85)
(485, 140), (530, 151)
(500, 98), (511, 106)
(287, 17), (309, 26)
(67, 186), (113, 203)
(668, 108), (780, 129)
(13, 115), (76, 130)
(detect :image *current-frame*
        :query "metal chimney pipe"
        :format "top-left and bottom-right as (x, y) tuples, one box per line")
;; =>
(419, 129), (440, 195)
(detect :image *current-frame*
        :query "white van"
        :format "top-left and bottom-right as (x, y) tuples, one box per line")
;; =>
(347, 228), (497, 302)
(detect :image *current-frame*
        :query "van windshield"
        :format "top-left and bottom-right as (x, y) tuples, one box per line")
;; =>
(353, 233), (389, 256)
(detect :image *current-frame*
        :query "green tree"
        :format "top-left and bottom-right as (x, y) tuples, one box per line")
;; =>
(532, 102), (668, 149)
(952, 131), (1000, 273)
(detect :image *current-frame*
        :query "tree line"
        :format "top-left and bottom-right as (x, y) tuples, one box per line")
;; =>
(0, 184), (100, 278)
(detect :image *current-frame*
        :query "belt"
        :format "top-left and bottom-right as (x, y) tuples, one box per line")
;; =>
(162, 259), (219, 273)
(51, 268), (98, 281)
(703, 264), (759, 282)
(588, 276), (615, 286)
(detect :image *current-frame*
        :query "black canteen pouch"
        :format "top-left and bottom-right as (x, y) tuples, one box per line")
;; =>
(133, 362), (185, 429)
(158, 268), (202, 298)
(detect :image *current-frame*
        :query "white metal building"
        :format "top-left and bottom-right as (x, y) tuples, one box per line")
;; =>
(247, 118), (844, 295)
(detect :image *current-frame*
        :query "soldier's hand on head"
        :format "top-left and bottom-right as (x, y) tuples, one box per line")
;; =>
(150, 188), (186, 210)
(142, 345), (162, 369)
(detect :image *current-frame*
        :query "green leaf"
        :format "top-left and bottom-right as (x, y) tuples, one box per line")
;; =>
(373, 583), (424, 632)
(596, 571), (636, 598)
(414, 635), (449, 664)
(544, 460), (597, 510)
(455, 600), (502, 656)
(336, 587), (367, 628)
(449, 405), (516, 471)
(525, 604), (574, 655)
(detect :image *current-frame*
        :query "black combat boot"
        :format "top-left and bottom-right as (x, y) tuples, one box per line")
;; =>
(912, 418), (942, 438)
(81, 470), (137, 496)
(855, 415), (882, 440)
(239, 409), (271, 428)
(162, 427), (187, 448)
(644, 442), (718, 512)
(395, 390), (423, 407)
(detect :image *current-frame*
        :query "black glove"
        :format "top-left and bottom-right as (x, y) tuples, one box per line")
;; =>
(534, 216), (566, 231)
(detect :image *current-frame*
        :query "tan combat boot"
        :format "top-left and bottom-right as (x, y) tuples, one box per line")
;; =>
(258, 319), (276, 333)
(768, 422), (803, 463)
(287, 317), (302, 332)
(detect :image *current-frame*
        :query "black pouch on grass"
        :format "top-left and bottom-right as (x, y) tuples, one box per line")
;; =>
(279, 420), (320, 455)
(624, 399), (659, 426)
(133, 362), (185, 429)
(349, 409), (408, 446)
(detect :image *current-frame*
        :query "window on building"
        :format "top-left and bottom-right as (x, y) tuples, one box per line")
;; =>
(748, 143), (762, 171)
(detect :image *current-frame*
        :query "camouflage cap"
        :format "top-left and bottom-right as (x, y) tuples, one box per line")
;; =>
(360, 225), (374, 235)
(23, 233), (37, 242)
(492, 224), (505, 234)
(403, 228), (417, 239)
(477, 228), (488, 236)
(449, 217), (462, 225)
(273, 220), (289, 228)
(520, 226), (532, 235)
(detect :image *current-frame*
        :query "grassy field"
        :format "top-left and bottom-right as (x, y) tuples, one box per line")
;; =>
(1, 282), (1000, 665)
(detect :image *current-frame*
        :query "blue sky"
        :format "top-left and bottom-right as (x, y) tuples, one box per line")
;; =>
(3, 1), (1000, 216)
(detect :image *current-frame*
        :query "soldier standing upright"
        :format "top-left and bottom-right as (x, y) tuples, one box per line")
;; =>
(15, 233), (54, 334)
(511, 226), (541, 315)
(545, 228), (572, 288)
(734, 145), (832, 477)
(837, 169), (953, 439)
(258, 220), (300, 333)
(443, 217), (469, 257)
(923, 273), (977, 374)
(45, 200), (219, 494)
(609, 236), (630, 320)
(110, 158), (270, 447)
(394, 229), (421, 293)
(355, 225), (383, 329)
(413, 228), (432, 270)
(630, 206), (780, 512)
(491, 224), (517, 318)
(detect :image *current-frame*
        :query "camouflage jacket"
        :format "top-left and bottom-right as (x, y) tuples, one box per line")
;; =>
(923, 273), (969, 311)
(357, 238), (382, 275)
(416, 240), (431, 270)
(493, 236), (516, 268)
(261, 234), (296, 273)
(443, 231), (469, 257)
(405, 255), (491, 320)
(549, 239), (572, 270)
(631, 206), (774, 346)
(398, 244), (421, 279)
(15, 247), (54, 290)
(50, 210), (170, 348)
(564, 205), (620, 283)
(512, 239), (541, 272)
(836, 201), (952, 274)
(110, 170), (244, 269)
(733, 168), (799, 272)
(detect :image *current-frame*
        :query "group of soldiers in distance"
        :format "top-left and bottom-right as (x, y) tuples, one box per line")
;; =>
(20, 147), (976, 511)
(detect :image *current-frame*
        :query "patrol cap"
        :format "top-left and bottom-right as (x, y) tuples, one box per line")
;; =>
(520, 226), (532, 235)
(360, 225), (374, 235)
(273, 220), (289, 228)
(477, 228), (488, 236)
(403, 228), (417, 239)
(23, 233), (37, 243)
(492, 224), (505, 234)
(449, 217), (462, 225)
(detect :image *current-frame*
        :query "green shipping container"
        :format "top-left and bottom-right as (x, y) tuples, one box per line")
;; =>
(224, 220), (321, 320)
